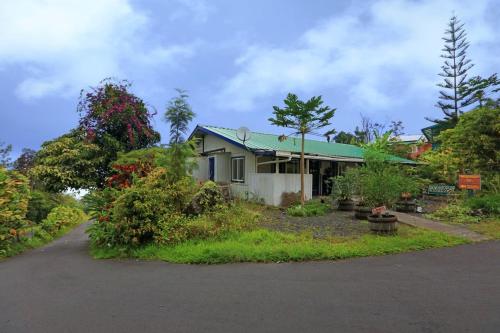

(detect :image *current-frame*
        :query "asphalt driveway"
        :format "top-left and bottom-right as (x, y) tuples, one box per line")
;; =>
(1, 222), (499, 333)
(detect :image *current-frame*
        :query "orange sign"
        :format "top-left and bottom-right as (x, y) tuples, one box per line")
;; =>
(458, 175), (481, 190)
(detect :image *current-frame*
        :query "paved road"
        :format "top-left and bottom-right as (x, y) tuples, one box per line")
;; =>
(1, 223), (499, 333)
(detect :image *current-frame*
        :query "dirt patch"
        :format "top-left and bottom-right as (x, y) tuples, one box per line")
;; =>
(260, 208), (370, 238)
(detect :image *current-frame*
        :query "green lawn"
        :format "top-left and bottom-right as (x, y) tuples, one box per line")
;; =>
(468, 218), (500, 239)
(91, 225), (469, 264)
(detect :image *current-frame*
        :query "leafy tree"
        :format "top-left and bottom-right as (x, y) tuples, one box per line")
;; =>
(461, 74), (500, 108)
(0, 142), (12, 167)
(163, 89), (197, 183)
(430, 16), (474, 125)
(437, 105), (500, 191)
(164, 89), (196, 144)
(78, 79), (160, 152)
(13, 148), (37, 176)
(30, 130), (106, 192)
(333, 131), (356, 144)
(269, 93), (335, 205)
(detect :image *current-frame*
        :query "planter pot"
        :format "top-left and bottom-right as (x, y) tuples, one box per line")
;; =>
(337, 199), (355, 211)
(367, 214), (398, 234)
(395, 200), (417, 213)
(354, 206), (372, 220)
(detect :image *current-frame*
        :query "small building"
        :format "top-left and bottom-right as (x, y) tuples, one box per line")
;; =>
(189, 125), (414, 206)
(392, 134), (432, 159)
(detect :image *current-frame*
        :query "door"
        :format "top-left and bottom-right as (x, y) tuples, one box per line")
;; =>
(208, 157), (215, 181)
(309, 160), (321, 196)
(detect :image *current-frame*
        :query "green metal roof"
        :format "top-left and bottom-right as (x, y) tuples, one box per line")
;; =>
(194, 125), (416, 164)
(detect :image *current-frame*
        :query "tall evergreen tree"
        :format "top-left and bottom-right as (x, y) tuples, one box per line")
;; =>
(430, 16), (474, 125)
(164, 89), (196, 144)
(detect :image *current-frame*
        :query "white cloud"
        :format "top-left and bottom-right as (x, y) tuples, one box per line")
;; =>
(216, 0), (499, 113)
(0, 0), (198, 100)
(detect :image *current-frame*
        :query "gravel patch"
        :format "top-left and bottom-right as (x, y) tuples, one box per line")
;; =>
(261, 208), (370, 238)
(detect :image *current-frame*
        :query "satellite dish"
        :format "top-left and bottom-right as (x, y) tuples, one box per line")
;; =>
(236, 126), (251, 143)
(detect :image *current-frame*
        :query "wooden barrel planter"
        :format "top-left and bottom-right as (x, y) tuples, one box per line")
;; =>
(395, 200), (417, 213)
(337, 199), (355, 211)
(354, 206), (372, 220)
(367, 214), (398, 234)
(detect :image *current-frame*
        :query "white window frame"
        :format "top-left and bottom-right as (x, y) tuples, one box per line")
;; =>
(231, 157), (245, 182)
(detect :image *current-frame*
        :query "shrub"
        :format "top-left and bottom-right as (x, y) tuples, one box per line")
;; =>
(287, 200), (330, 217)
(0, 168), (30, 250)
(331, 168), (359, 201)
(427, 204), (480, 224)
(41, 206), (88, 234)
(465, 194), (500, 215)
(157, 204), (259, 245)
(186, 181), (225, 215)
(26, 191), (80, 224)
(89, 168), (197, 247)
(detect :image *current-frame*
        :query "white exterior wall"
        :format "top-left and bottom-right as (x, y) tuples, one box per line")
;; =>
(192, 134), (256, 183)
(245, 173), (312, 206)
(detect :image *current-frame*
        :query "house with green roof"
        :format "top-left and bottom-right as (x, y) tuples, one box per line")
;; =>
(189, 125), (414, 206)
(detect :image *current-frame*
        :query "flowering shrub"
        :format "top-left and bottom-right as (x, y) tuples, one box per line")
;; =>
(78, 79), (160, 151)
(88, 168), (197, 247)
(0, 168), (30, 249)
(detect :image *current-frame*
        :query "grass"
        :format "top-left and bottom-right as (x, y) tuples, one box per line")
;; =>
(286, 199), (331, 217)
(91, 225), (469, 264)
(0, 222), (84, 259)
(425, 202), (500, 239)
(468, 218), (500, 239)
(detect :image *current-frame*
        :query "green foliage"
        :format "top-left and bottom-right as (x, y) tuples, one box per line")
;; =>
(186, 181), (226, 215)
(41, 206), (88, 234)
(0, 168), (30, 249)
(437, 106), (500, 191)
(269, 93), (335, 133)
(87, 168), (198, 247)
(164, 89), (196, 144)
(431, 16), (475, 125)
(160, 141), (198, 183)
(269, 93), (336, 205)
(287, 200), (330, 217)
(465, 194), (500, 215)
(93, 225), (467, 264)
(331, 168), (359, 200)
(30, 130), (106, 191)
(360, 138), (420, 207)
(427, 204), (480, 224)
(26, 191), (81, 224)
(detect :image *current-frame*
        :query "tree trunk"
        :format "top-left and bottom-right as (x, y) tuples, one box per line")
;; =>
(300, 132), (305, 206)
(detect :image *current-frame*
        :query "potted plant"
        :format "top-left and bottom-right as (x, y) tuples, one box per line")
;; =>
(359, 139), (408, 233)
(395, 192), (417, 213)
(331, 170), (357, 211)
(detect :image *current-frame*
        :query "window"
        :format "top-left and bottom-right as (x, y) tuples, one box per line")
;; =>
(231, 157), (245, 182)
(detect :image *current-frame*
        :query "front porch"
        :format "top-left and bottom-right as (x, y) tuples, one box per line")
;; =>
(231, 155), (361, 206)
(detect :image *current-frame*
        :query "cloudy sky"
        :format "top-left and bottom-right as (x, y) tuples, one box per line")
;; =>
(1, 0), (499, 155)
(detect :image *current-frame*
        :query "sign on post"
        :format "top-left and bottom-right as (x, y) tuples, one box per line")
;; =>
(458, 175), (481, 190)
